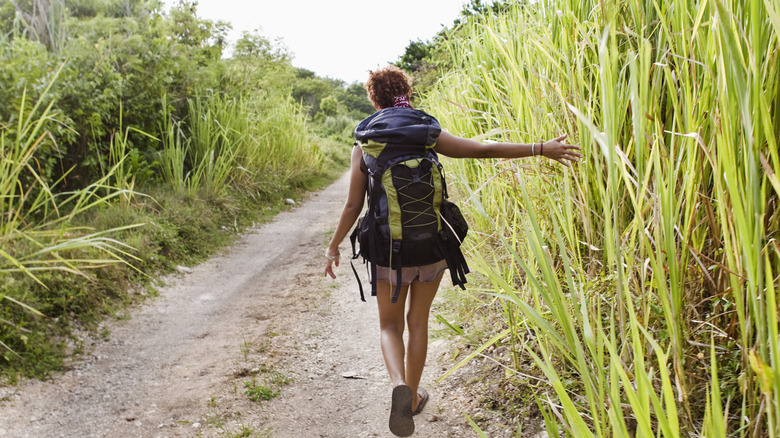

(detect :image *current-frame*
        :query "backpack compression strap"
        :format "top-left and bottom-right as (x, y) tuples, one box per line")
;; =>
(348, 172), (384, 302)
(390, 240), (403, 303)
(435, 234), (469, 290)
(349, 230), (366, 302)
(349, 229), (404, 303)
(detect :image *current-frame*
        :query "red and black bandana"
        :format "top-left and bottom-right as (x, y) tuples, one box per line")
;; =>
(393, 96), (413, 108)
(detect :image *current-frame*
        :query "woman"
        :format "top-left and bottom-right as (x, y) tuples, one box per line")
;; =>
(324, 65), (580, 436)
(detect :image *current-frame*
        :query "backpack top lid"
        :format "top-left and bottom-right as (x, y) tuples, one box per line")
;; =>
(354, 107), (441, 162)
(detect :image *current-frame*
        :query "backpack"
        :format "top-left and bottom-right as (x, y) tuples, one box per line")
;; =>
(349, 106), (469, 303)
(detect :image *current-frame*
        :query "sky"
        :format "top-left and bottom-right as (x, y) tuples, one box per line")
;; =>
(162, 0), (470, 84)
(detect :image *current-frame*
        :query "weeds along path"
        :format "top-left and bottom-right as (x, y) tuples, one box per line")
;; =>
(0, 171), (473, 438)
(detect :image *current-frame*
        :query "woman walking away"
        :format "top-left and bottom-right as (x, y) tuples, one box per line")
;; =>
(324, 65), (580, 437)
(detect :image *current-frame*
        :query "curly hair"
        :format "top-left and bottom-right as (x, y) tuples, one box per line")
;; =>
(364, 65), (413, 110)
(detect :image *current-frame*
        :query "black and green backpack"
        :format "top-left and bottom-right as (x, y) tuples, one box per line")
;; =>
(349, 106), (469, 303)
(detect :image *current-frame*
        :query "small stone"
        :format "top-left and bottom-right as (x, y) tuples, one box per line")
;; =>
(192, 422), (201, 429)
(284, 198), (296, 206)
(176, 265), (193, 274)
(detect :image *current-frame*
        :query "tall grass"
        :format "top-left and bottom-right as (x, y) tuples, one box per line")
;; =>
(426, 0), (779, 435)
(9, 0), (66, 52)
(1, 75), (142, 355)
(158, 92), (322, 196)
(159, 95), (188, 193)
(96, 106), (156, 207)
(186, 95), (241, 196)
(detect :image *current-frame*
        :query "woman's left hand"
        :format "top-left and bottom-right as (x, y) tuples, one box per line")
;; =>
(541, 134), (582, 167)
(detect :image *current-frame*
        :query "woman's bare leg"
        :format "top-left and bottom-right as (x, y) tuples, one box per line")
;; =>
(376, 281), (410, 387)
(405, 273), (444, 411)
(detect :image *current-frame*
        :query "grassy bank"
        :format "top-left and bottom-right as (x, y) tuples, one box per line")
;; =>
(424, 0), (779, 435)
(0, 87), (351, 382)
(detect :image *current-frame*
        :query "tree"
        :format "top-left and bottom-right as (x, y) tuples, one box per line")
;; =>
(65, 0), (161, 19)
(319, 95), (339, 117)
(397, 39), (431, 73)
(338, 82), (374, 117)
(167, 0), (229, 60)
(233, 30), (288, 62)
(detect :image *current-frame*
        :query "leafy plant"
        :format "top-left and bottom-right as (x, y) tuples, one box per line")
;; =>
(243, 380), (280, 402)
(0, 71), (143, 361)
(0, 0), (354, 380)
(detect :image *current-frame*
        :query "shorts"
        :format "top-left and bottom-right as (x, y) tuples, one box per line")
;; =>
(375, 259), (448, 286)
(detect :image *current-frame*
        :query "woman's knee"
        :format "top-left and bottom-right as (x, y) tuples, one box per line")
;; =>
(405, 312), (430, 334)
(380, 319), (405, 337)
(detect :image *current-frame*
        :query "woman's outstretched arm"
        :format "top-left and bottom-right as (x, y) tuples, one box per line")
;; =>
(434, 131), (582, 167)
(324, 145), (368, 278)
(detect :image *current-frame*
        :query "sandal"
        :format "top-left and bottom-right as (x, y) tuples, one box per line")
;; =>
(389, 384), (415, 437)
(412, 387), (429, 416)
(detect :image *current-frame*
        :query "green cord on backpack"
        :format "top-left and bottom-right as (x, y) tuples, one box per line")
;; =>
(349, 106), (470, 303)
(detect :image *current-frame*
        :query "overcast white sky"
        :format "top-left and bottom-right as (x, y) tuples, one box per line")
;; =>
(162, 0), (470, 84)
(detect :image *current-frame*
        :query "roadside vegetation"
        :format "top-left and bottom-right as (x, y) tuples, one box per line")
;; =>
(4, 0), (779, 436)
(408, 0), (780, 436)
(0, 0), (367, 382)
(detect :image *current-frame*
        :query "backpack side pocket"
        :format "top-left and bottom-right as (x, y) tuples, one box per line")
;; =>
(440, 199), (468, 243)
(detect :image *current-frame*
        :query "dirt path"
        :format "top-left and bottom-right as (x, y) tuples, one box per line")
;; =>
(0, 172), (477, 438)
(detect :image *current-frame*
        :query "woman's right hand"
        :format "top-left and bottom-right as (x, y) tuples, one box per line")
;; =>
(324, 249), (340, 279)
(540, 134), (582, 167)
(323, 145), (366, 280)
